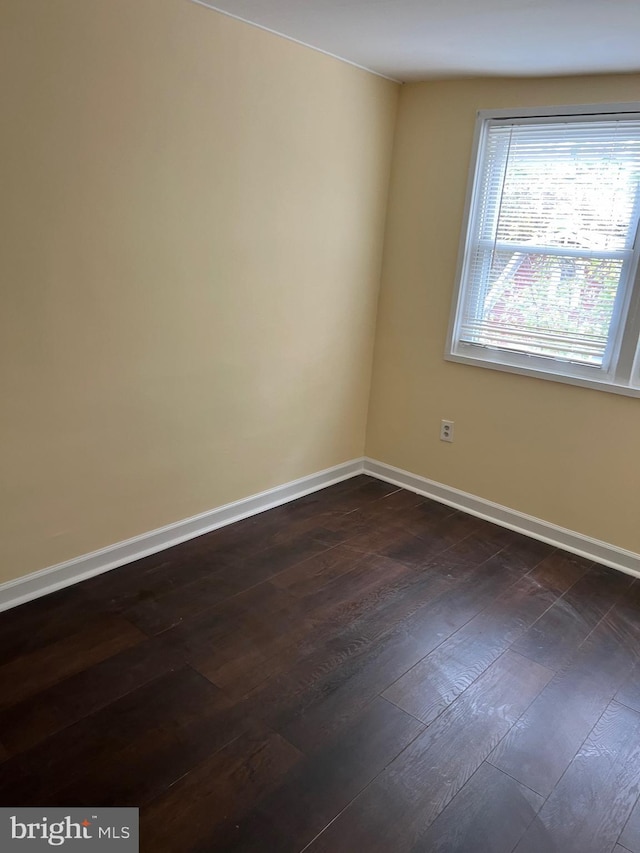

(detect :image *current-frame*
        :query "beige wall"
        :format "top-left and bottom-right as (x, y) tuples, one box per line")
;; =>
(366, 74), (640, 554)
(0, 0), (398, 583)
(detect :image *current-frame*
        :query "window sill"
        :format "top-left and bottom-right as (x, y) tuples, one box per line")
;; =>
(444, 352), (640, 399)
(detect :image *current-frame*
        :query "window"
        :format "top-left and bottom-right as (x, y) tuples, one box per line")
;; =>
(447, 104), (640, 396)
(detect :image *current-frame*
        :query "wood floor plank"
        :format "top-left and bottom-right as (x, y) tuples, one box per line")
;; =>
(510, 564), (633, 670)
(164, 578), (351, 704)
(332, 502), (476, 565)
(0, 637), (183, 755)
(202, 555), (417, 699)
(513, 701), (640, 853)
(616, 663), (640, 714)
(317, 487), (431, 544)
(77, 548), (240, 614)
(204, 477), (373, 545)
(139, 722), (302, 852)
(0, 667), (249, 808)
(156, 696), (423, 853)
(217, 528), (335, 589)
(305, 651), (552, 853)
(383, 573), (559, 725)
(217, 554), (453, 706)
(163, 580), (311, 663)
(123, 572), (248, 634)
(284, 477), (400, 522)
(246, 549), (526, 754)
(491, 598), (640, 797)
(80, 495), (314, 610)
(619, 797), (640, 853)
(414, 761), (544, 853)
(184, 539), (452, 706)
(376, 512), (482, 567)
(0, 614), (145, 711)
(0, 585), (100, 666)
(256, 625), (430, 754)
(525, 550), (592, 595)
(368, 499), (454, 548)
(492, 534), (554, 573)
(400, 548), (528, 648)
(83, 479), (370, 616)
(186, 554), (413, 700)
(251, 542), (537, 753)
(126, 531), (335, 634)
(269, 544), (369, 598)
(235, 697), (423, 853)
(410, 534), (532, 592)
(285, 552), (414, 628)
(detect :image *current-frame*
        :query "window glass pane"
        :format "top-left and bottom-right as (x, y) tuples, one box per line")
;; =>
(493, 122), (640, 252)
(461, 249), (624, 365)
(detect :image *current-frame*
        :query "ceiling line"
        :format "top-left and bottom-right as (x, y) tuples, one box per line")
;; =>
(189, 0), (404, 84)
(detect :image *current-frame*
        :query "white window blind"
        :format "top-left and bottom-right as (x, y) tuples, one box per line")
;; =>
(449, 107), (640, 393)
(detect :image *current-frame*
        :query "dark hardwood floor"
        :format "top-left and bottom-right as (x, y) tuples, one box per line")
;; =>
(1, 474), (640, 852)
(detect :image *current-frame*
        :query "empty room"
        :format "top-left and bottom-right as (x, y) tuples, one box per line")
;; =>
(2, 0), (640, 850)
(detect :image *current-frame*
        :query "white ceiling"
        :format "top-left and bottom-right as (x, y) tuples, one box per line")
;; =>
(193, 0), (640, 83)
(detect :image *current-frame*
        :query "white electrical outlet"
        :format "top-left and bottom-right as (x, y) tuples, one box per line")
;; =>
(440, 419), (454, 442)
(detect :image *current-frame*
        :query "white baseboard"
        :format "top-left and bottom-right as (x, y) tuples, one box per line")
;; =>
(0, 458), (365, 613)
(3, 454), (637, 613)
(364, 457), (640, 578)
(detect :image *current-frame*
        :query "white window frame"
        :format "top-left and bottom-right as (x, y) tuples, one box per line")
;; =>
(445, 102), (640, 399)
